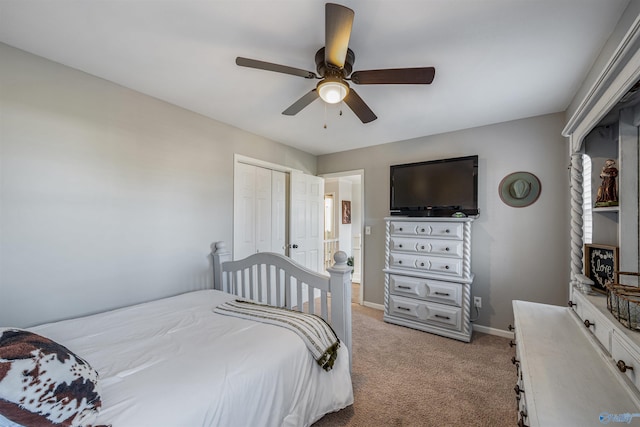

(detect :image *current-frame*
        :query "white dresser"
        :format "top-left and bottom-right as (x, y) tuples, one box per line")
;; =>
(512, 299), (640, 427)
(383, 217), (473, 342)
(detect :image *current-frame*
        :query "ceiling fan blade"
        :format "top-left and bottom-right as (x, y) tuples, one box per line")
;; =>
(325, 3), (354, 68)
(344, 88), (377, 123)
(236, 57), (317, 79)
(351, 67), (436, 85)
(282, 89), (319, 116)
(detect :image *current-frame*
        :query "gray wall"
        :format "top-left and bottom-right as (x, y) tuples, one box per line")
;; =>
(0, 43), (316, 327)
(317, 113), (570, 330)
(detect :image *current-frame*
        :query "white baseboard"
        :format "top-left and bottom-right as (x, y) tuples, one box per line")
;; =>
(362, 301), (384, 311)
(472, 324), (514, 339)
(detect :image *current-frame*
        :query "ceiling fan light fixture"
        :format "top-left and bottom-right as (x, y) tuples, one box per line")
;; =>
(318, 79), (349, 104)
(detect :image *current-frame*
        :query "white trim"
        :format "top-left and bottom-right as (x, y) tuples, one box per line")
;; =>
(473, 324), (515, 339)
(363, 301), (384, 311)
(234, 153), (303, 174)
(562, 15), (640, 151)
(319, 169), (366, 306)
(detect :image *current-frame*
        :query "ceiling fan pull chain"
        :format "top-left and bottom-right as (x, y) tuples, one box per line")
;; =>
(324, 103), (328, 129)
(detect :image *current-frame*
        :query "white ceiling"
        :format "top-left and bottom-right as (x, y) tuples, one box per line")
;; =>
(0, 0), (631, 155)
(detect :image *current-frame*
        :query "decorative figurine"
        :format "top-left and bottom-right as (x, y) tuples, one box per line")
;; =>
(595, 158), (619, 207)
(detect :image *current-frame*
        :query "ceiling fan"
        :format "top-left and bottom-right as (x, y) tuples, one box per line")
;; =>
(235, 3), (436, 123)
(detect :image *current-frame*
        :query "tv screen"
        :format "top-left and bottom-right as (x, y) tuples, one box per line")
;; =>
(390, 155), (479, 217)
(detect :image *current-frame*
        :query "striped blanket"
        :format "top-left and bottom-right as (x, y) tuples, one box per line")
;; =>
(213, 300), (340, 371)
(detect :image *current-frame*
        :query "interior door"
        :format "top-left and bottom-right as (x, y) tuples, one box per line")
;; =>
(289, 171), (324, 273)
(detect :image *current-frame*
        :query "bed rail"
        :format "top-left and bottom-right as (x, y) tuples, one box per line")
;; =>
(212, 242), (352, 368)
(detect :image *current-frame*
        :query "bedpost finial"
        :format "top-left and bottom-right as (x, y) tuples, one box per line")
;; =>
(333, 251), (348, 265)
(214, 241), (226, 253)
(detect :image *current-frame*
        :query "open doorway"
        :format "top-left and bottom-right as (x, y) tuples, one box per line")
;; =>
(321, 170), (364, 305)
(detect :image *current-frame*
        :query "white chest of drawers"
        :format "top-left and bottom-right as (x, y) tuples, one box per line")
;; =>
(383, 217), (474, 342)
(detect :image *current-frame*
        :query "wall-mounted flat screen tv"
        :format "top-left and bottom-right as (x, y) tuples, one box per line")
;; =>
(390, 155), (479, 217)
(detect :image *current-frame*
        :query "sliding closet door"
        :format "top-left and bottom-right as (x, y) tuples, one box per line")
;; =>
(233, 163), (280, 260)
(271, 170), (287, 255)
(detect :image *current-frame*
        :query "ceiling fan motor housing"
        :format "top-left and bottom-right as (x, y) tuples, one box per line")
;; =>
(315, 47), (355, 78)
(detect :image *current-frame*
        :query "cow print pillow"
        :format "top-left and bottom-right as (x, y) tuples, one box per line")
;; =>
(0, 328), (103, 427)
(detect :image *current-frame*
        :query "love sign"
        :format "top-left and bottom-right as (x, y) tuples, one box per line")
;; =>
(584, 244), (619, 293)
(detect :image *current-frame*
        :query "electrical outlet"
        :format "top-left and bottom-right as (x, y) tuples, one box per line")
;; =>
(473, 296), (482, 308)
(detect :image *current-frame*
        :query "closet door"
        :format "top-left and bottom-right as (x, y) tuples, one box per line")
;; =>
(233, 163), (275, 260)
(271, 170), (287, 255)
(255, 166), (272, 253)
(234, 162), (259, 260)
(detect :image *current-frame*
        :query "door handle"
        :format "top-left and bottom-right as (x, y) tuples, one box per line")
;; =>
(289, 244), (299, 249)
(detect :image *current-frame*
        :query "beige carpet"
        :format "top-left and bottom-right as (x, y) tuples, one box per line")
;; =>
(313, 303), (517, 427)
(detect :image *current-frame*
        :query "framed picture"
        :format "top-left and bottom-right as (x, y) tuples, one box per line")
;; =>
(342, 200), (351, 224)
(584, 244), (619, 293)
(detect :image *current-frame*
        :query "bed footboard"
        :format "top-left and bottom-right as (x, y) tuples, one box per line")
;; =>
(212, 242), (352, 369)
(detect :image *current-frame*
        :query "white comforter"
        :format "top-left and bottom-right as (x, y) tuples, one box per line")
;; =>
(29, 290), (353, 427)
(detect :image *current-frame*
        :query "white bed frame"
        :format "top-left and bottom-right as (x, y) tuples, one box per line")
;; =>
(212, 242), (353, 368)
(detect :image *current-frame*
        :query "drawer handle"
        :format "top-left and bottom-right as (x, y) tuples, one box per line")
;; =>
(398, 260), (403, 264)
(514, 384), (524, 395)
(520, 410), (528, 419)
(444, 265), (450, 270)
(398, 285), (411, 290)
(420, 228), (426, 232)
(584, 319), (595, 328)
(420, 262), (425, 267)
(511, 356), (520, 366)
(508, 324), (515, 332)
(397, 306), (411, 311)
(445, 229), (450, 233)
(517, 419), (529, 427)
(568, 300), (577, 308)
(617, 360), (634, 373)
(398, 244), (403, 248)
(420, 245), (426, 250)
(445, 247), (450, 251)
(435, 314), (450, 320)
(398, 227), (403, 231)
(509, 340), (516, 348)
(434, 291), (450, 296)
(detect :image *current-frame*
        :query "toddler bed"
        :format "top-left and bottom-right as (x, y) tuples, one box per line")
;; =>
(0, 242), (353, 427)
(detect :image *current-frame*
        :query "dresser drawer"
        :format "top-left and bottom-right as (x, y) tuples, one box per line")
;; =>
(572, 291), (612, 352)
(611, 332), (640, 390)
(388, 295), (462, 329)
(389, 237), (464, 258)
(388, 252), (417, 269)
(418, 222), (464, 239)
(389, 274), (462, 306)
(416, 239), (464, 258)
(389, 221), (422, 236)
(389, 221), (464, 240)
(389, 237), (420, 252)
(414, 255), (463, 277)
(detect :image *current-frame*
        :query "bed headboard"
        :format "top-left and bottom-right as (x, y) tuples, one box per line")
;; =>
(211, 242), (353, 369)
